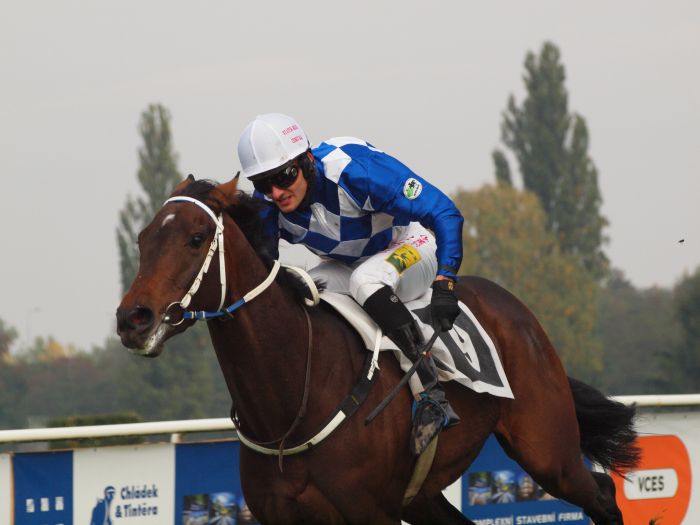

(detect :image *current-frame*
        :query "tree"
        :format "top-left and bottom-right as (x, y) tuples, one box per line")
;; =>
(0, 318), (17, 363)
(492, 150), (512, 187)
(117, 104), (183, 293)
(112, 103), (229, 422)
(0, 319), (25, 428)
(494, 41), (609, 279)
(91, 335), (230, 422)
(661, 267), (700, 392)
(19, 336), (78, 363)
(596, 270), (681, 394)
(454, 184), (602, 381)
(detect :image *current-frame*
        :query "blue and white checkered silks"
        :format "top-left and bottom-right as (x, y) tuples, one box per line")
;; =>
(254, 137), (464, 280)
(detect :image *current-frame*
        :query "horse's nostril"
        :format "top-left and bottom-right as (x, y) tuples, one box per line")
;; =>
(127, 306), (154, 329)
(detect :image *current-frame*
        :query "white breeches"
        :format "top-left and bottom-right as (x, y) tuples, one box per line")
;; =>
(309, 223), (438, 306)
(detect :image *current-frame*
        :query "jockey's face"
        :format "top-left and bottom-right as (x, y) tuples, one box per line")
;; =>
(269, 165), (308, 213)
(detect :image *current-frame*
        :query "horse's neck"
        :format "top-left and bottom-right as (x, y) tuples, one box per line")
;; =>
(207, 229), (309, 439)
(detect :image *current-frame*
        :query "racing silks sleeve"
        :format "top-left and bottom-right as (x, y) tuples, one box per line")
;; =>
(337, 145), (464, 279)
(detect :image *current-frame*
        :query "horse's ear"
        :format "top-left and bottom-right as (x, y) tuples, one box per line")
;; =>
(171, 174), (195, 196)
(218, 172), (240, 206)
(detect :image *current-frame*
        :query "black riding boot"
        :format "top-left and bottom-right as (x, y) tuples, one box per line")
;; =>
(362, 286), (460, 455)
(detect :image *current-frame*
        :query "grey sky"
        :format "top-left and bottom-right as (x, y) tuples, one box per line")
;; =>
(1, 1), (698, 350)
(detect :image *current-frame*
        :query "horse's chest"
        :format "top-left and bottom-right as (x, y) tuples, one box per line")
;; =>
(240, 459), (349, 523)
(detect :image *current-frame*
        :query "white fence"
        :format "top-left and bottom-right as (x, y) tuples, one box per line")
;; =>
(1, 394), (699, 444)
(0, 394), (699, 525)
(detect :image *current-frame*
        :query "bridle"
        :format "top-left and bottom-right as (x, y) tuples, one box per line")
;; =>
(156, 193), (376, 467)
(160, 196), (318, 323)
(160, 195), (283, 324)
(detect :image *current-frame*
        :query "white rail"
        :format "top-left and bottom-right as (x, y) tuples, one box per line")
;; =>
(0, 418), (234, 444)
(0, 394), (699, 444)
(613, 393), (700, 407)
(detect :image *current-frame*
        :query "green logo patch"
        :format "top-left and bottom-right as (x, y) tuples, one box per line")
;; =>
(403, 178), (423, 200)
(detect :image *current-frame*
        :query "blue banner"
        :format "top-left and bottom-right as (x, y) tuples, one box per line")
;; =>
(5, 435), (592, 524)
(176, 441), (259, 525)
(13, 450), (73, 525)
(462, 436), (588, 524)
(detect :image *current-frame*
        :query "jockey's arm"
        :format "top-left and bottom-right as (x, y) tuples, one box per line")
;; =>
(345, 150), (464, 282)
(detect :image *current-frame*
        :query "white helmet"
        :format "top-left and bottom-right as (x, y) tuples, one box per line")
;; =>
(237, 113), (310, 179)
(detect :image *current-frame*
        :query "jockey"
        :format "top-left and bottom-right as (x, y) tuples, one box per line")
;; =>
(238, 113), (463, 455)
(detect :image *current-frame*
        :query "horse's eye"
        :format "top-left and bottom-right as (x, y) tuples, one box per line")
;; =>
(189, 233), (205, 248)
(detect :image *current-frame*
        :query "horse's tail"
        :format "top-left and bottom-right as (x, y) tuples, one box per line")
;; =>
(568, 376), (641, 475)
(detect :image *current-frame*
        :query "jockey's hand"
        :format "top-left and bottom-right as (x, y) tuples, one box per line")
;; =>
(431, 278), (459, 332)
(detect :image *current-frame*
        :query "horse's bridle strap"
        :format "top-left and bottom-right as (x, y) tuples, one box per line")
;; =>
(161, 195), (283, 322)
(163, 196), (226, 313)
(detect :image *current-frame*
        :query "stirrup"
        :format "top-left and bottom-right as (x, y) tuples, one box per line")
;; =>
(410, 392), (450, 455)
(412, 392), (450, 428)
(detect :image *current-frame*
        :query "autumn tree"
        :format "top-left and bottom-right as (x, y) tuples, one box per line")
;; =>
(454, 184), (601, 380)
(494, 41), (608, 279)
(0, 318), (17, 363)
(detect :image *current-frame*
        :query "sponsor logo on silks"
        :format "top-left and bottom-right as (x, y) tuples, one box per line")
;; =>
(403, 178), (423, 200)
(386, 244), (422, 274)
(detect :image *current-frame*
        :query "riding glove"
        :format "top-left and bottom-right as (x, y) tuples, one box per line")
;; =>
(431, 280), (460, 332)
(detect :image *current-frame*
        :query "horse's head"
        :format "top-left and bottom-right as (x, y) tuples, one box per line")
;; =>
(116, 174), (240, 356)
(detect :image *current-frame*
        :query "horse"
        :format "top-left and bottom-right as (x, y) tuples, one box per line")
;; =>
(116, 175), (639, 525)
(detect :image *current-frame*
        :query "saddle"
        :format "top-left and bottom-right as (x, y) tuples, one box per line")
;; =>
(320, 290), (513, 400)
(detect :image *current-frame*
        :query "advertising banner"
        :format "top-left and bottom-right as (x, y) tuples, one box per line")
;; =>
(0, 454), (12, 525)
(4, 408), (699, 524)
(176, 441), (259, 525)
(73, 444), (174, 525)
(13, 450), (73, 525)
(462, 436), (588, 525)
(611, 410), (700, 524)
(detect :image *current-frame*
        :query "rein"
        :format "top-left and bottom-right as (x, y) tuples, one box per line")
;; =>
(232, 307), (314, 471)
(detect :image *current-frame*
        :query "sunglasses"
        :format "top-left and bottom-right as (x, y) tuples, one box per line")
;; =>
(252, 164), (300, 194)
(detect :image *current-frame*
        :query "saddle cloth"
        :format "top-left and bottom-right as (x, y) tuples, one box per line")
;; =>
(320, 290), (514, 399)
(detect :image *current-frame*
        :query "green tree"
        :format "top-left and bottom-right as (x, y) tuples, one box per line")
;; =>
(494, 41), (609, 279)
(492, 150), (512, 187)
(117, 104), (182, 294)
(596, 270), (681, 394)
(454, 184), (601, 381)
(113, 104), (229, 422)
(92, 335), (230, 422)
(663, 267), (700, 392)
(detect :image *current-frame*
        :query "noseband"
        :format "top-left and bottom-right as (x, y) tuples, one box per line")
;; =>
(161, 196), (282, 324)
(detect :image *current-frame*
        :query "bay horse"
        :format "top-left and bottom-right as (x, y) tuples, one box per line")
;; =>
(116, 175), (639, 525)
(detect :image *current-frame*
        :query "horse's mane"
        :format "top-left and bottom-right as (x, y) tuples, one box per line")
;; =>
(178, 179), (319, 304)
